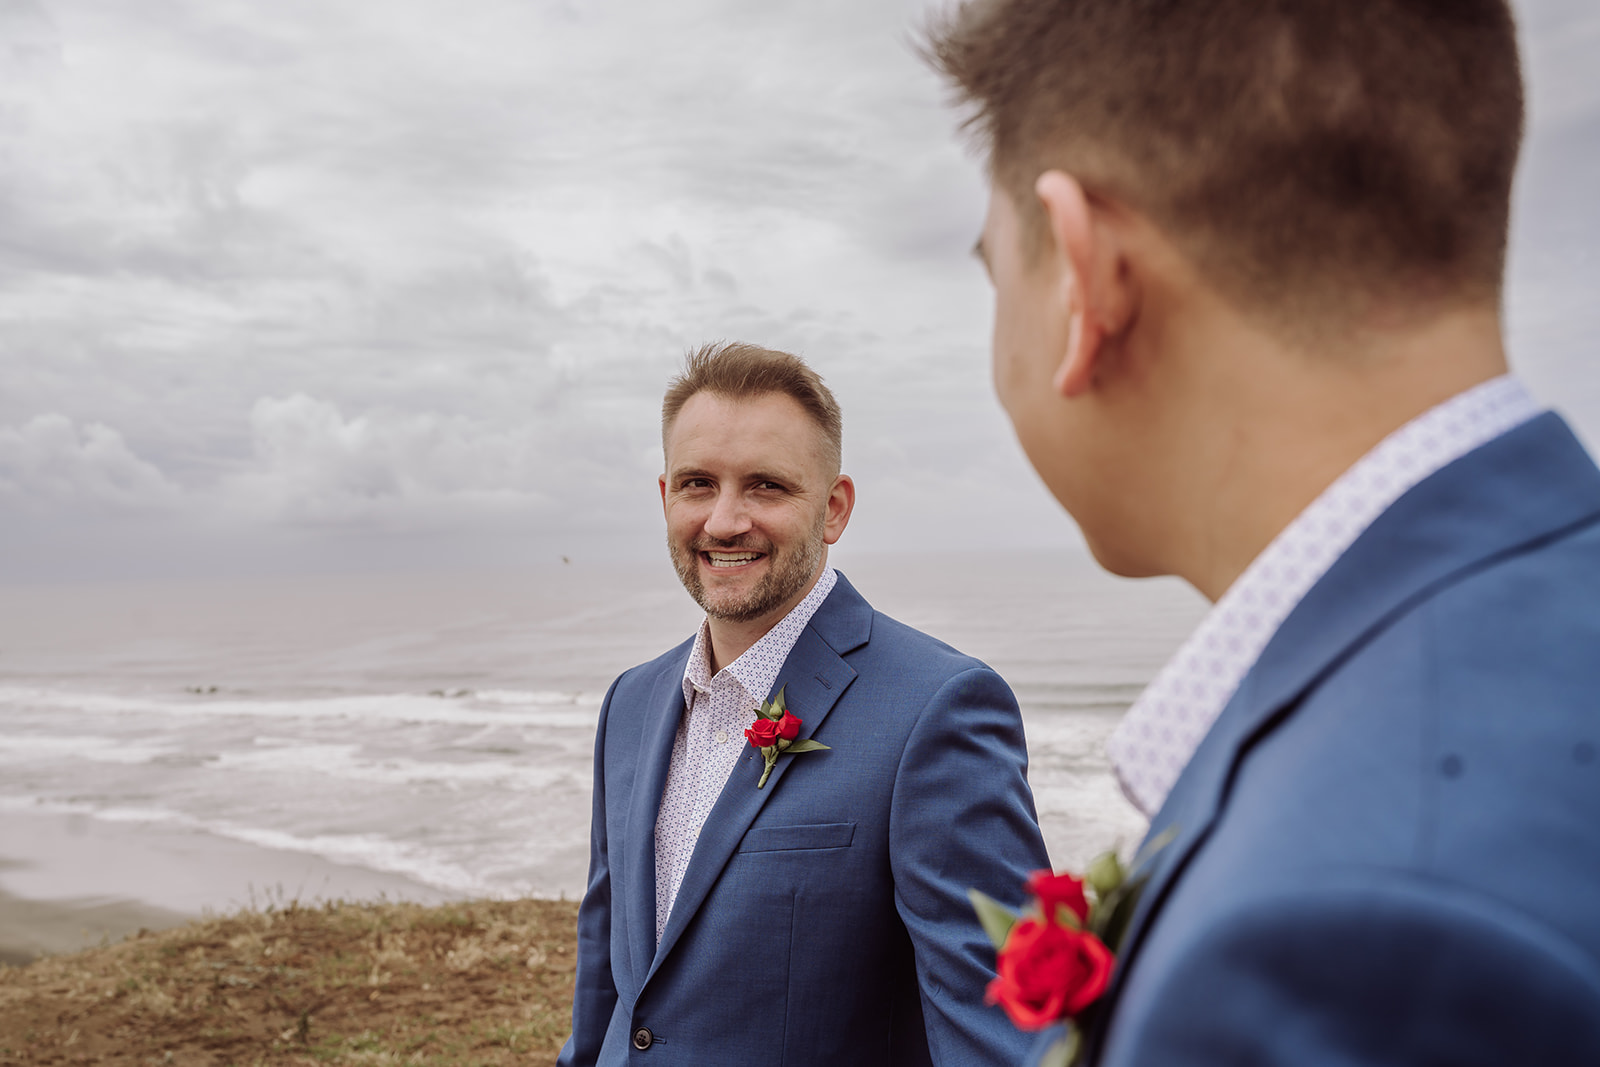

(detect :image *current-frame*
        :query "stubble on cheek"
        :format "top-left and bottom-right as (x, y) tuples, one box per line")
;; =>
(666, 514), (825, 624)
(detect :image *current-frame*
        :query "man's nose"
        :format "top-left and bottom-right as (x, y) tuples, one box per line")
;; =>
(703, 490), (753, 540)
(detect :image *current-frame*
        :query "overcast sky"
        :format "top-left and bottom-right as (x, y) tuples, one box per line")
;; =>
(2, 0), (1597, 582)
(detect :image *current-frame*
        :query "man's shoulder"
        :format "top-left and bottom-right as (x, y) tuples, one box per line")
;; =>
(855, 606), (988, 671)
(822, 574), (993, 674)
(1353, 510), (1600, 712)
(841, 609), (1022, 729)
(1194, 519), (1600, 950)
(1425, 509), (1600, 644)
(1263, 413), (1600, 735)
(1259, 514), (1600, 782)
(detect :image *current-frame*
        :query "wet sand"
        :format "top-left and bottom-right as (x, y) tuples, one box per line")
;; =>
(0, 886), (186, 966)
(0, 811), (461, 965)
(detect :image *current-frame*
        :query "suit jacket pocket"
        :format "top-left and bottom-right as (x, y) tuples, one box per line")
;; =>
(737, 821), (856, 853)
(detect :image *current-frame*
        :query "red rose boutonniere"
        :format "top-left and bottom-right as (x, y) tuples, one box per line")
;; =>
(745, 685), (829, 788)
(970, 830), (1175, 1067)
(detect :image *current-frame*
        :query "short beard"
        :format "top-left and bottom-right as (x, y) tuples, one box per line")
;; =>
(669, 514), (826, 624)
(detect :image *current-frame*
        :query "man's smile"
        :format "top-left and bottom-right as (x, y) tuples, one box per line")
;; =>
(703, 550), (767, 569)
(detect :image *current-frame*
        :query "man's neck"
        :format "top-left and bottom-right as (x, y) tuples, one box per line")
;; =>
(704, 562), (827, 674)
(1172, 305), (1510, 601)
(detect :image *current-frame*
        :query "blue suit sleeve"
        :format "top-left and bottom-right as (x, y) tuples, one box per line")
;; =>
(889, 665), (1053, 1065)
(556, 679), (622, 1067)
(1091, 882), (1600, 1066)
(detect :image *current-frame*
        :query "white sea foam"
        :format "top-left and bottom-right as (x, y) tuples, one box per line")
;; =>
(0, 794), (100, 817)
(83, 746), (181, 765)
(470, 689), (587, 706)
(0, 794), (510, 898)
(94, 805), (189, 825)
(207, 823), (494, 897)
(0, 685), (601, 729)
(0, 796), (194, 826)
(0, 732), (175, 765)
(211, 744), (575, 791)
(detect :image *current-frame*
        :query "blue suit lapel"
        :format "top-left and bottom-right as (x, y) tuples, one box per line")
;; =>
(1096, 414), (1600, 1036)
(645, 573), (872, 985)
(623, 647), (694, 988)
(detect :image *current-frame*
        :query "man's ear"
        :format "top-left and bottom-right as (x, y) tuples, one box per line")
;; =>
(659, 474), (668, 509)
(1035, 171), (1137, 398)
(822, 474), (855, 545)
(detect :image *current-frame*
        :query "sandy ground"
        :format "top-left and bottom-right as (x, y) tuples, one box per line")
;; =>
(0, 811), (460, 964)
(0, 886), (186, 967)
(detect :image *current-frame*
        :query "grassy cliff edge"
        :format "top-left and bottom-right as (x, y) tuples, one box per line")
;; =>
(0, 898), (580, 1066)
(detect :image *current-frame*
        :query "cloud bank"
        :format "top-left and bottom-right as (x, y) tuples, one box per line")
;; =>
(0, 0), (1595, 580)
(0, 414), (182, 513)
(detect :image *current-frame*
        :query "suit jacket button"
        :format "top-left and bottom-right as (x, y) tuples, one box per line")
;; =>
(632, 1026), (654, 1050)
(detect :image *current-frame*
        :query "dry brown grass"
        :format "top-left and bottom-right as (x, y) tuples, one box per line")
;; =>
(0, 898), (579, 1066)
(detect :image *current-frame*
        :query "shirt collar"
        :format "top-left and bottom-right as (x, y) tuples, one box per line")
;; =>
(681, 567), (838, 712)
(1106, 375), (1543, 817)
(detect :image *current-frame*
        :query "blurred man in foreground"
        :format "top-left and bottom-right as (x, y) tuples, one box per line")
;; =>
(558, 341), (1049, 1066)
(927, 1), (1600, 1063)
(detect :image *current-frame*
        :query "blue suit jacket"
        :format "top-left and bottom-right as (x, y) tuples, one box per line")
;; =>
(559, 572), (1051, 1066)
(1035, 413), (1600, 1065)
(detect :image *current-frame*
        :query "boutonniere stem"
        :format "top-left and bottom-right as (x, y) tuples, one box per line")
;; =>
(745, 685), (829, 788)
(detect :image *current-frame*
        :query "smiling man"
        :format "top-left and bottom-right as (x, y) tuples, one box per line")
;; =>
(558, 342), (1051, 1067)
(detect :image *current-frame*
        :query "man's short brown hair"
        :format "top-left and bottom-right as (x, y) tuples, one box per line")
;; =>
(662, 342), (844, 474)
(925, 0), (1524, 323)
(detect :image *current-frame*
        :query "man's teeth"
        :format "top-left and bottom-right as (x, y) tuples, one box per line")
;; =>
(707, 552), (761, 568)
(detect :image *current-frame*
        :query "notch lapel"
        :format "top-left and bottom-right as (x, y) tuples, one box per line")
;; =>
(623, 652), (694, 988)
(1091, 414), (1600, 1049)
(645, 625), (857, 982)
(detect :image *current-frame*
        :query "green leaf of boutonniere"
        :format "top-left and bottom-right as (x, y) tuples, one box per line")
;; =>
(780, 738), (829, 755)
(757, 686), (787, 720)
(1133, 824), (1179, 868)
(968, 888), (1020, 952)
(1039, 1028), (1080, 1067)
(1085, 850), (1125, 900)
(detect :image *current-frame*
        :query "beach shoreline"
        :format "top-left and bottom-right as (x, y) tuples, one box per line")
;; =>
(0, 810), (462, 965)
(0, 887), (186, 967)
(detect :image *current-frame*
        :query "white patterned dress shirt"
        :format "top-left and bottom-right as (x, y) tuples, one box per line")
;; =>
(654, 566), (838, 942)
(1106, 375), (1543, 817)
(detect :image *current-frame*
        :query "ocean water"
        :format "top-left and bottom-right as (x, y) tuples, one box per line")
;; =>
(0, 550), (1206, 906)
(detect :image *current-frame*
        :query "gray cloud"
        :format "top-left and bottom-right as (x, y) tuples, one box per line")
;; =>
(0, 0), (1594, 579)
(224, 394), (548, 524)
(0, 413), (182, 513)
